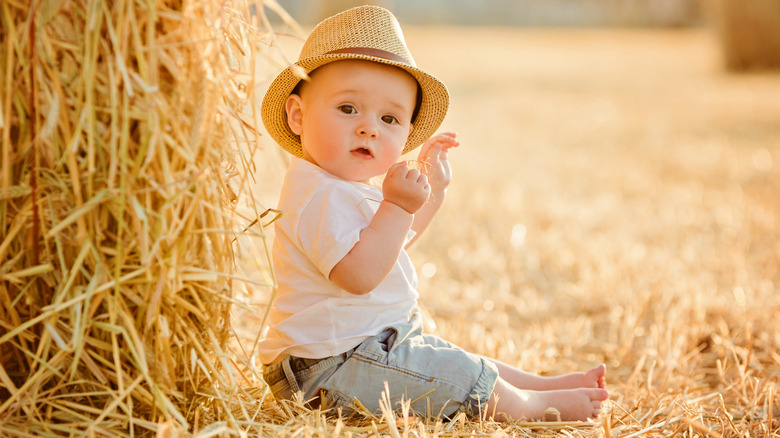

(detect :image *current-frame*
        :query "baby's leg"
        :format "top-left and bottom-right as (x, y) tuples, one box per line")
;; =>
(490, 360), (606, 391)
(488, 377), (608, 422)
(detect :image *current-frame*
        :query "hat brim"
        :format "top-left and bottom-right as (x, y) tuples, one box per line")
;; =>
(261, 54), (449, 158)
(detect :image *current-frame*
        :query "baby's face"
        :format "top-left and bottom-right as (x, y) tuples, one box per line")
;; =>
(287, 60), (417, 183)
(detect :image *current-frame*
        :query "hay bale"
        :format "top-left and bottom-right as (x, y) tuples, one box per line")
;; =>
(704, 0), (780, 70)
(1, 0), (270, 435)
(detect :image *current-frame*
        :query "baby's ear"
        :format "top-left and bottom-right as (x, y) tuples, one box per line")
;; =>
(285, 94), (304, 135)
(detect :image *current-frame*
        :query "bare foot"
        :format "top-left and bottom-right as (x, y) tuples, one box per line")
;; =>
(550, 363), (606, 390)
(585, 363), (607, 389)
(489, 360), (607, 392)
(532, 387), (608, 421)
(491, 378), (609, 422)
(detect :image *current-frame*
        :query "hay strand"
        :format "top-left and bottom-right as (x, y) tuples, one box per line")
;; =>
(1, 0), (274, 435)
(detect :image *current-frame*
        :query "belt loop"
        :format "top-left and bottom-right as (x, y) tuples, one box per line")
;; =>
(281, 357), (301, 394)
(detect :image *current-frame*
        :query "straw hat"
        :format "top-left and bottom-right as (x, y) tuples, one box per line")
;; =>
(261, 5), (449, 157)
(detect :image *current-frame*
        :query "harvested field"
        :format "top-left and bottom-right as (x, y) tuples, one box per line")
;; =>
(2, 3), (778, 433)
(242, 26), (780, 437)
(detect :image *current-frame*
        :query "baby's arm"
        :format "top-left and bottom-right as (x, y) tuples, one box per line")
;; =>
(329, 162), (430, 295)
(407, 132), (459, 247)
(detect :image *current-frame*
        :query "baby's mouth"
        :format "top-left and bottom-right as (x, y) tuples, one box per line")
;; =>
(351, 147), (373, 158)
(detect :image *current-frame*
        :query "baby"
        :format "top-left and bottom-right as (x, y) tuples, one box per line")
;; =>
(258, 5), (608, 421)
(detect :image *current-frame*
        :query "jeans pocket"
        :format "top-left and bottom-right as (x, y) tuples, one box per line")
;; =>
(263, 362), (295, 401)
(380, 329), (398, 352)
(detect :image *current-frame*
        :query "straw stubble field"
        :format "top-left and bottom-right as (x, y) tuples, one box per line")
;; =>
(243, 26), (780, 437)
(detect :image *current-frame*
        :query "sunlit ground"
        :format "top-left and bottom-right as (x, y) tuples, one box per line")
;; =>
(238, 26), (780, 435)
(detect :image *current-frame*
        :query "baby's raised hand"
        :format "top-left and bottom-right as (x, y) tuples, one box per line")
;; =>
(382, 162), (431, 214)
(416, 132), (459, 192)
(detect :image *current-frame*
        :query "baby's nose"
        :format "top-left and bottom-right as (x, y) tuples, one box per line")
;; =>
(357, 120), (378, 138)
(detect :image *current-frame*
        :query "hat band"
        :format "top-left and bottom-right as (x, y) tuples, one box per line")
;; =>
(325, 47), (411, 66)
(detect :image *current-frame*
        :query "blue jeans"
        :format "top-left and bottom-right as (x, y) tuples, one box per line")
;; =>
(262, 315), (498, 418)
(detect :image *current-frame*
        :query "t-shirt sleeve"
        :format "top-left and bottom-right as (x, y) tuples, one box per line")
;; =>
(296, 184), (376, 278)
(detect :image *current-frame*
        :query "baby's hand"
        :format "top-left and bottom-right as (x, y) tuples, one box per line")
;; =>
(382, 162), (431, 214)
(416, 132), (459, 192)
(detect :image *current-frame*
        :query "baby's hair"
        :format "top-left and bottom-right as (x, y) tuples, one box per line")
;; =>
(411, 82), (422, 124)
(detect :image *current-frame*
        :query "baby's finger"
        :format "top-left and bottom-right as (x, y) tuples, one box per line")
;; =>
(426, 142), (443, 158)
(427, 136), (457, 153)
(415, 140), (434, 163)
(404, 168), (422, 181)
(439, 137), (460, 150)
(419, 144), (443, 170)
(387, 161), (409, 177)
(419, 136), (439, 156)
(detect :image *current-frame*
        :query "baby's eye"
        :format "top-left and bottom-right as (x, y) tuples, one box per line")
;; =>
(381, 115), (398, 125)
(338, 105), (356, 114)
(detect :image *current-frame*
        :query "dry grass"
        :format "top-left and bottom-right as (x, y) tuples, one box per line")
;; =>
(1, 0), (274, 435)
(243, 26), (780, 437)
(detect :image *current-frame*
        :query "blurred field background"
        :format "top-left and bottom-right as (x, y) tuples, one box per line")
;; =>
(243, 1), (780, 436)
(406, 25), (780, 434)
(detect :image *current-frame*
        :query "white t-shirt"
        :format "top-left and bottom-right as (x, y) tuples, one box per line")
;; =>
(258, 158), (419, 364)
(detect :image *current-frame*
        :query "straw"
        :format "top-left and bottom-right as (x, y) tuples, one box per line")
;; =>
(1, 0), (274, 435)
